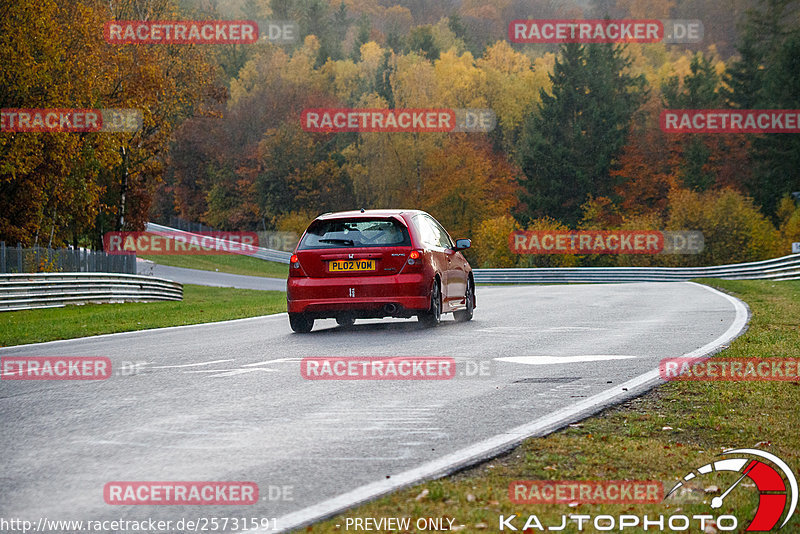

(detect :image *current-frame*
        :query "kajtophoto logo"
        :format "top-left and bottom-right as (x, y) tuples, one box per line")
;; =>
(666, 449), (798, 531)
(499, 449), (796, 531)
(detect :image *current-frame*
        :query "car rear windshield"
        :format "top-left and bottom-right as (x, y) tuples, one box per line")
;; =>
(298, 218), (411, 249)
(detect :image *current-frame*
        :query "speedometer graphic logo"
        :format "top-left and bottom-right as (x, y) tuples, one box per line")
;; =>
(666, 448), (798, 531)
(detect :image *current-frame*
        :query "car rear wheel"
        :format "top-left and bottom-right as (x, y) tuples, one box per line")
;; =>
(453, 280), (474, 322)
(336, 314), (356, 328)
(289, 313), (314, 333)
(418, 279), (441, 327)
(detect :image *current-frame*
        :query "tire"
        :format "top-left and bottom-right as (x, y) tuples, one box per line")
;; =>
(289, 313), (314, 333)
(336, 315), (356, 328)
(453, 279), (474, 322)
(418, 279), (442, 327)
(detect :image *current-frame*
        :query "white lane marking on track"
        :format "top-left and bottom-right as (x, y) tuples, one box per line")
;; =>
(182, 369), (237, 373)
(475, 326), (524, 332)
(547, 326), (606, 331)
(496, 355), (637, 365)
(204, 368), (278, 377)
(149, 359), (234, 369)
(242, 358), (303, 367)
(181, 368), (278, 377)
(247, 282), (749, 534)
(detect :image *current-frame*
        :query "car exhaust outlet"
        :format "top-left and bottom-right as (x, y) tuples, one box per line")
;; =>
(384, 303), (397, 315)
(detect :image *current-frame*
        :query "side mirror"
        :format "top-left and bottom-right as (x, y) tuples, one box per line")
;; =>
(454, 238), (471, 250)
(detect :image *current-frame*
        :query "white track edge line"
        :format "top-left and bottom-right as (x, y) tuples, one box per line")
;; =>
(253, 282), (750, 533)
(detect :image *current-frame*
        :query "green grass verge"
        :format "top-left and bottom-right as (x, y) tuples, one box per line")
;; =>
(139, 253), (288, 279)
(306, 279), (800, 533)
(0, 284), (285, 347)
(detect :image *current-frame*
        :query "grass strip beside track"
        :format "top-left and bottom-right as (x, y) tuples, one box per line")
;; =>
(0, 284), (285, 347)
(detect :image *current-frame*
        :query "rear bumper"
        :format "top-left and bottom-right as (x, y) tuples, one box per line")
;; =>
(287, 273), (429, 317)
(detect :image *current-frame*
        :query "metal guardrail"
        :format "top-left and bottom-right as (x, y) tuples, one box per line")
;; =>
(0, 273), (183, 312)
(473, 253), (800, 283)
(143, 222), (799, 283)
(145, 222), (292, 264)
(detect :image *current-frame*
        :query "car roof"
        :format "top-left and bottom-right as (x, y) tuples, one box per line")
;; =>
(315, 209), (425, 221)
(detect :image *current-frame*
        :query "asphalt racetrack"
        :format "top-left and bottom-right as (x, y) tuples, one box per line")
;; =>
(0, 282), (748, 532)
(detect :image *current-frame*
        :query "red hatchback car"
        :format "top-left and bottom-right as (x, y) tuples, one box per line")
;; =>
(286, 209), (475, 333)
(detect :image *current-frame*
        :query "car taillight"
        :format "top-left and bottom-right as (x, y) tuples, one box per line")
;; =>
(407, 250), (422, 265)
(290, 254), (300, 269)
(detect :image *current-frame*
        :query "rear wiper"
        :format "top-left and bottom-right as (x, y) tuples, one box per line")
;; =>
(320, 238), (355, 246)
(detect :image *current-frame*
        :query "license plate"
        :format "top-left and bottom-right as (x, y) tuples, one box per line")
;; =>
(329, 259), (375, 272)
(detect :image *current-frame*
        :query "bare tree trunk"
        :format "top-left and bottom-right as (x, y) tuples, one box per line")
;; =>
(47, 208), (56, 248)
(116, 146), (128, 231)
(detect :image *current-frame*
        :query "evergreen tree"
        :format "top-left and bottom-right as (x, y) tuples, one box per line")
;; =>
(351, 15), (371, 61)
(297, 0), (334, 66)
(330, 2), (349, 60)
(724, 33), (764, 109)
(407, 26), (440, 61)
(725, 0), (800, 217)
(663, 53), (723, 191)
(385, 31), (404, 54)
(516, 43), (646, 225)
(376, 51), (395, 108)
(447, 14), (480, 56)
(269, 0), (292, 19)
